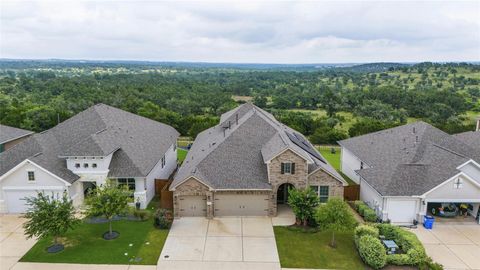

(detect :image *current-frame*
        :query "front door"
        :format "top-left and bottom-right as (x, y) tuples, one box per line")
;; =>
(179, 195), (207, 217)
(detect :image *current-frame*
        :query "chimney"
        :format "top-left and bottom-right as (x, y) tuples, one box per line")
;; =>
(477, 118), (480, 131)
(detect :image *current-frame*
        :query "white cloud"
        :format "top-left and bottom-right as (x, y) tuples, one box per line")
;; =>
(0, 0), (479, 63)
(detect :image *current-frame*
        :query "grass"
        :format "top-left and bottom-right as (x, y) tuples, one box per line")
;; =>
(274, 227), (365, 269)
(177, 148), (188, 163)
(318, 148), (357, 185)
(20, 217), (168, 265)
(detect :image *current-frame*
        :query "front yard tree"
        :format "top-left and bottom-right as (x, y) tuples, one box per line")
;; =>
(287, 187), (320, 226)
(23, 191), (80, 253)
(315, 198), (357, 248)
(85, 180), (130, 240)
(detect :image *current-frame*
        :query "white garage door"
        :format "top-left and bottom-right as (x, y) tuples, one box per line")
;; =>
(388, 200), (417, 224)
(214, 194), (269, 216)
(178, 195), (207, 217)
(5, 190), (60, 213)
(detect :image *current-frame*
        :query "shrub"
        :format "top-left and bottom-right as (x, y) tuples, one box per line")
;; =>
(354, 224), (379, 246)
(363, 208), (378, 222)
(387, 254), (411, 265)
(358, 235), (387, 269)
(287, 187), (319, 226)
(358, 203), (368, 216)
(354, 200), (364, 211)
(133, 209), (150, 221)
(154, 209), (172, 229)
(419, 257), (444, 270)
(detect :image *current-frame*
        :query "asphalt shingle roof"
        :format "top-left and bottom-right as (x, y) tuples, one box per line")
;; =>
(0, 104), (179, 183)
(173, 103), (344, 190)
(0, 124), (34, 144)
(339, 122), (480, 196)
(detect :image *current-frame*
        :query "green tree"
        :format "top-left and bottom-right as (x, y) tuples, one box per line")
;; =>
(315, 198), (357, 248)
(23, 191), (80, 250)
(287, 187), (320, 226)
(85, 180), (130, 239)
(253, 94), (268, 108)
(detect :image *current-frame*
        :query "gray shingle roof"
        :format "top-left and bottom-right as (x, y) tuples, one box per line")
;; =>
(454, 131), (480, 149)
(339, 122), (480, 196)
(173, 103), (345, 190)
(0, 104), (179, 183)
(0, 124), (34, 144)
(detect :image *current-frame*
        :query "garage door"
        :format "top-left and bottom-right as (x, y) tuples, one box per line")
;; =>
(388, 200), (417, 224)
(178, 195), (206, 217)
(5, 190), (60, 213)
(214, 194), (269, 216)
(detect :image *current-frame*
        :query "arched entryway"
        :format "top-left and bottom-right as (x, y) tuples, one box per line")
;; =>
(277, 183), (295, 204)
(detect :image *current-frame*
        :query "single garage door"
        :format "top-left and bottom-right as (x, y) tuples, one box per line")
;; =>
(388, 200), (417, 224)
(178, 195), (206, 217)
(214, 194), (269, 216)
(5, 189), (61, 213)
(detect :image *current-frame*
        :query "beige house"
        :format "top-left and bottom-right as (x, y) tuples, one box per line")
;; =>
(170, 103), (347, 218)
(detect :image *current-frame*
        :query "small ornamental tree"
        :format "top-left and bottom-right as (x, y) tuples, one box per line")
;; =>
(85, 180), (130, 240)
(287, 187), (320, 226)
(23, 191), (80, 252)
(315, 198), (357, 248)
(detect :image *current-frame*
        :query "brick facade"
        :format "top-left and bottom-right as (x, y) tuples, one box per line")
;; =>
(173, 177), (213, 218)
(307, 169), (344, 198)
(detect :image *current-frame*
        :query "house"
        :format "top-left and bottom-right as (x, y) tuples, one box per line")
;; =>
(0, 104), (179, 213)
(0, 124), (34, 153)
(170, 103), (347, 218)
(338, 121), (480, 225)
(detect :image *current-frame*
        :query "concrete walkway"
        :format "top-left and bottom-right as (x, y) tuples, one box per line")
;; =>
(409, 224), (480, 270)
(158, 217), (281, 270)
(0, 215), (37, 270)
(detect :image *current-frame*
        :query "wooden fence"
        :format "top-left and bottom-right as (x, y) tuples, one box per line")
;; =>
(155, 179), (174, 209)
(344, 184), (360, 201)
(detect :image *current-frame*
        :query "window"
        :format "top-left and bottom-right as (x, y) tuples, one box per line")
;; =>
(75, 163), (80, 168)
(117, 178), (136, 196)
(453, 178), (463, 189)
(27, 171), (35, 182)
(83, 163), (89, 168)
(281, 162), (295, 174)
(319, 186), (329, 203)
(310, 185), (319, 196)
(92, 163), (97, 168)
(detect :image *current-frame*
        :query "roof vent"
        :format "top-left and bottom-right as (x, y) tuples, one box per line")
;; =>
(236, 114), (239, 125)
(413, 127), (416, 134)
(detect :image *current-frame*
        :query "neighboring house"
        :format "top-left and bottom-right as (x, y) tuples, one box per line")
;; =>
(0, 124), (34, 153)
(170, 103), (347, 218)
(338, 121), (480, 225)
(0, 104), (179, 213)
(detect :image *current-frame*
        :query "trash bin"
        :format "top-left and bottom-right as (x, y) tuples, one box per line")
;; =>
(423, 215), (434, 229)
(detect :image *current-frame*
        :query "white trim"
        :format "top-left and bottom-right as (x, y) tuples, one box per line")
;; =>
(457, 159), (480, 170)
(421, 172), (480, 198)
(0, 159), (72, 186)
(265, 147), (313, 164)
(3, 186), (66, 191)
(170, 176), (213, 191)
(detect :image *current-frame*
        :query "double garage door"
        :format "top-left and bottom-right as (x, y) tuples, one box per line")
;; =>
(214, 194), (269, 216)
(177, 194), (269, 217)
(4, 189), (61, 213)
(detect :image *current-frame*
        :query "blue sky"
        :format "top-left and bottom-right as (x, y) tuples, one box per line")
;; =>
(1, 0), (479, 63)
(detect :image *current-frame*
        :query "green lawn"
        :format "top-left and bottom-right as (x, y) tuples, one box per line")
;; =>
(318, 148), (357, 186)
(20, 218), (168, 265)
(274, 227), (365, 269)
(177, 148), (188, 163)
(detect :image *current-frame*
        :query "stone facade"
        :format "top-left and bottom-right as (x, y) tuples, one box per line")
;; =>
(307, 169), (344, 198)
(173, 177), (213, 218)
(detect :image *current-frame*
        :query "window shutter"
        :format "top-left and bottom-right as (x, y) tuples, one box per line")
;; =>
(291, 163), (295, 174)
(281, 163), (284, 174)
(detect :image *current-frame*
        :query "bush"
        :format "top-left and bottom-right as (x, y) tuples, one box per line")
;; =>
(419, 257), (444, 270)
(363, 208), (378, 222)
(358, 203), (369, 216)
(354, 224), (379, 246)
(133, 209), (150, 221)
(154, 209), (172, 229)
(287, 187), (320, 226)
(387, 254), (411, 265)
(353, 200), (364, 211)
(358, 235), (387, 269)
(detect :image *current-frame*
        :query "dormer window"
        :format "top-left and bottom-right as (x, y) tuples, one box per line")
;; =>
(75, 163), (80, 168)
(83, 163), (89, 168)
(92, 163), (97, 168)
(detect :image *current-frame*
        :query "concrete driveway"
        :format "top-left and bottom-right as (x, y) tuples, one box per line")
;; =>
(0, 215), (37, 270)
(158, 217), (281, 270)
(411, 224), (480, 270)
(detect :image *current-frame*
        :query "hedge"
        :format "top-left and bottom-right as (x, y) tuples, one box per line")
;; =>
(358, 235), (387, 269)
(353, 200), (378, 222)
(354, 224), (379, 246)
(376, 223), (427, 266)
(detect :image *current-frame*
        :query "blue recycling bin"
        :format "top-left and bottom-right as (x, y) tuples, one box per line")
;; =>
(423, 215), (434, 229)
